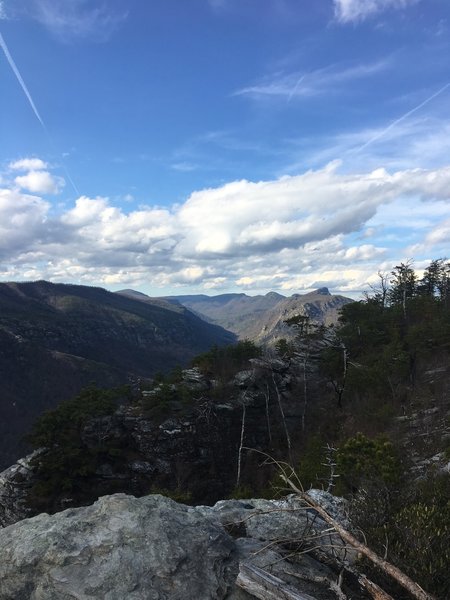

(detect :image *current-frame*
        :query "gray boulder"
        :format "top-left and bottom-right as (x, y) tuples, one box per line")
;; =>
(0, 492), (363, 600)
(0, 494), (237, 600)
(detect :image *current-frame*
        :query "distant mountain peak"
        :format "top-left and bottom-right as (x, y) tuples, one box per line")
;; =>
(168, 288), (353, 345)
(315, 287), (330, 295)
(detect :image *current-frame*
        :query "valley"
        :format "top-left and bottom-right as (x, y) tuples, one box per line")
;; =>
(0, 280), (234, 468)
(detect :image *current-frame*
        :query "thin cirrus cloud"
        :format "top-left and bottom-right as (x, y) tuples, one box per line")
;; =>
(1, 158), (450, 294)
(334, 0), (419, 24)
(281, 106), (450, 175)
(1, 0), (128, 41)
(352, 83), (450, 154)
(233, 59), (389, 101)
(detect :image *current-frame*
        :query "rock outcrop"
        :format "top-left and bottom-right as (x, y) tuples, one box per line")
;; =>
(0, 360), (298, 521)
(0, 452), (37, 527)
(0, 494), (236, 600)
(0, 492), (360, 600)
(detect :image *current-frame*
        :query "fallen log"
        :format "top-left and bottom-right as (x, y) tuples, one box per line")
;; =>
(358, 574), (395, 600)
(236, 562), (318, 600)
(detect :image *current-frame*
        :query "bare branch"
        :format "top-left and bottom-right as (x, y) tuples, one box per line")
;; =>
(279, 475), (436, 600)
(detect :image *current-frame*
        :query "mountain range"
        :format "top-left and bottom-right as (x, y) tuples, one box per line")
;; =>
(160, 287), (352, 343)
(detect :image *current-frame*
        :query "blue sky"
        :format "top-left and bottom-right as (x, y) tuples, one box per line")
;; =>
(1, 0), (450, 297)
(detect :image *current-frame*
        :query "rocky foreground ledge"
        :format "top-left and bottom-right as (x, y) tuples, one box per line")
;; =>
(0, 491), (358, 600)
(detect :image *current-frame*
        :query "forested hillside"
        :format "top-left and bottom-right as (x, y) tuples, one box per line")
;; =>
(292, 259), (450, 598)
(165, 288), (353, 343)
(0, 280), (234, 468)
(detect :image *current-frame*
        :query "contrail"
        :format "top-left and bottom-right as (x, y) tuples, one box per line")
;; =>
(354, 82), (450, 153)
(288, 75), (305, 103)
(0, 32), (80, 196)
(61, 165), (80, 196)
(0, 32), (46, 129)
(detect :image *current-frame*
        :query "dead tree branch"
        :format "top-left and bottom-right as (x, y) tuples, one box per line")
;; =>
(280, 475), (436, 600)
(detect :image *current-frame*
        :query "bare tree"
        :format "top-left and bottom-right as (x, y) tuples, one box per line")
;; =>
(365, 270), (390, 309)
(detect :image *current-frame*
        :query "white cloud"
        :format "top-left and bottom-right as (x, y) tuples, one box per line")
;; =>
(0, 188), (50, 254)
(14, 170), (65, 194)
(9, 158), (48, 171)
(334, 0), (418, 24)
(1, 160), (450, 295)
(284, 113), (450, 175)
(234, 59), (388, 101)
(171, 162), (198, 172)
(408, 218), (450, 255)
(4, 0), (128, 41)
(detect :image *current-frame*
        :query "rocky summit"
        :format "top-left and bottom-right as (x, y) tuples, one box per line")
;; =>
(0, 491), (358, 600)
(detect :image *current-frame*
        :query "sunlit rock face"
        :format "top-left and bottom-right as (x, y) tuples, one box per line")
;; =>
(0, 494), (237, 600)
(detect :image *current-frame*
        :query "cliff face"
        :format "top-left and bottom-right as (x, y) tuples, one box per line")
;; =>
(240, 288), (353, 344)
(165, 288), (353, 344)
(0, 361), (296, 523)
(0, 281), (235, 469)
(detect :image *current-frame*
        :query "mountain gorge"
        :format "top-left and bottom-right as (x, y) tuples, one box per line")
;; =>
(0, 280), (234, 468)
(120, 287), (353, 344)
(0, 281), (349, 469)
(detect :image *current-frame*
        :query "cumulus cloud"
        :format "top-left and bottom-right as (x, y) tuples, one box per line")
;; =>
(408, 218), (450, 255)
(334, 0), (418, 24)
(9, 158), (48, 171)
(1, 159), (450, 295)
(14, 170), (65, 194)
(0, 188), (50, 255)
